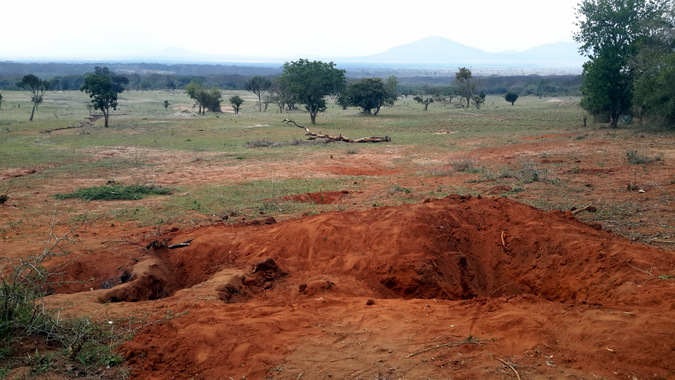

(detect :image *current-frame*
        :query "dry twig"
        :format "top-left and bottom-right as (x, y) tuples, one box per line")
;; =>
(496, 357), (522, 380)
(406, 337), (485, 358)
(572, 204), (594, 214)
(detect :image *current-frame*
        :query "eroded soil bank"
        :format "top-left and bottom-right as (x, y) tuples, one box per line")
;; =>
(41, 195), (675, 379)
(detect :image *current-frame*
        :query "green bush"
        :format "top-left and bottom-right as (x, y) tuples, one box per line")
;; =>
(55, 183), (171, 201)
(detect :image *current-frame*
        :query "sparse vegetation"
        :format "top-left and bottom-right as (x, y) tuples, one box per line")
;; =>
(451, 156), (479, 173)
(625, 149), (662, 165)
(0, 217), (130, 377)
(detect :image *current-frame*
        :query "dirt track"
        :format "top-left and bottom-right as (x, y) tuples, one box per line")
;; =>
(2, 130), (674, 379)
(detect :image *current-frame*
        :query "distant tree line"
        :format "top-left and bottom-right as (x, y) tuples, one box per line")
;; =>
(0, 61), (582, 97)
(397, 74), (582, 98)
(0, 73), (251, 92)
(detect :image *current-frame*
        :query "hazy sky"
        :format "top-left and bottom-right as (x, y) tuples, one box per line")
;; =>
(0, 0), (581, 61)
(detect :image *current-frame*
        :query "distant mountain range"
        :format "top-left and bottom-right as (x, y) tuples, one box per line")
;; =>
(144, 36), (585, 73)
(342, 36), (584, 67)
(1, 36), (585, 76)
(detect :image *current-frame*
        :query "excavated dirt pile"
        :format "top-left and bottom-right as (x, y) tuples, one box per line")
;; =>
(45, 195), (674, 379)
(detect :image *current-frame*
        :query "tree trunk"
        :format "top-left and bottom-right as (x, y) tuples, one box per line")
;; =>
(610, 117), (618, 128)
(310, 113), (317, 125)
(29, 102), (37, 121)
(610, 110), (620, 128)
(103, 108), (109, 128)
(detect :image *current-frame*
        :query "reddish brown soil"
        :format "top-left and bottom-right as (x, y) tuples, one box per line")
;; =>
(1, 130), (674, 379)
(281, 190), (351, 205)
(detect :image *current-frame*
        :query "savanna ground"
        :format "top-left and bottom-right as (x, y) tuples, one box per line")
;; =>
(0, 89), (673, 379)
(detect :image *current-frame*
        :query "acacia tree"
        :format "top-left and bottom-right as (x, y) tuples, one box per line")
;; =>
(574, 0), (670, 128)
(505, 92), (519, 105)
(382, 76), (400, 109)
(245, 76), (272, 112)
(185, 82), (206, 114)
(80, 67), (128, 127)
(185, 82), (222, 114)
(230, 95), (243, 114)
(17, 74), (50, 121)
(268, 79), (296, 113)
(454, 67), (476, 108)
(279, 59), (346, 124)
(473, 91), (486, 109)
(338, 78), (390, 115)
(413, 96), (434, 111)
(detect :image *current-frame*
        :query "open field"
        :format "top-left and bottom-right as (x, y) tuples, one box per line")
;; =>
(1, 90), (674, 379)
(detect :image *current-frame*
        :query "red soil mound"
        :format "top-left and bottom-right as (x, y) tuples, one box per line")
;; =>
(45, 195), (675, 379)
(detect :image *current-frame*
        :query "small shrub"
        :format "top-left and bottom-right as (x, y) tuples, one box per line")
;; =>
(244, 140), (278, 148)
(451, 156), (478, 173)
(625, 149), (662, 165)
(479, 165), (515, 181)
(389, 185), (412, 195)
(516, 160), (548, 183)
(54, 184), (171, 201)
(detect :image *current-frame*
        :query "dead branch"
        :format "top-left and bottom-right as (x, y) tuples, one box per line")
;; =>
(626, 259), (654, 276)
(282, 119), (390, 143)
(572, 204), (596, 214)
(496, 357), (522, 380)
(406, 337), (485, 358)
(7, 212), (108, 285)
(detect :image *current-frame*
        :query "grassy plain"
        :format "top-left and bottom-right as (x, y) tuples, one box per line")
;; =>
(0, 89), (672, 242)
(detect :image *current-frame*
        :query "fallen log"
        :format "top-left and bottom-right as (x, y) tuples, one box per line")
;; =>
(282, 119), (390, 143)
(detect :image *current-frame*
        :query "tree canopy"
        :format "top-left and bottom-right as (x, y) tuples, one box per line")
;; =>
(245, 76), (272, 112)
(504, 91), (519, 106)
(17, 74), (50, 121)
(338, 77), (398, 115)
(454, 67), (477, 108)
(413, 96), (434, 111)
(279, 59), (346, 124)
(185, 82), (222, 114)
(230, 95), (243, 114)
(574, 0), (672, 128)
(80, 67), (128, 127)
